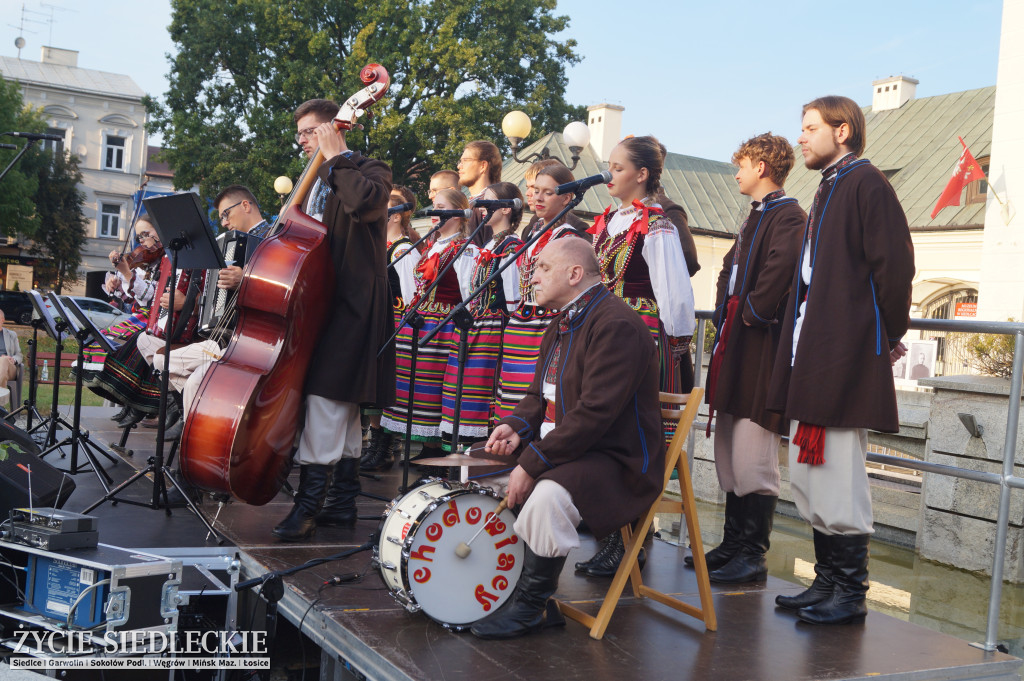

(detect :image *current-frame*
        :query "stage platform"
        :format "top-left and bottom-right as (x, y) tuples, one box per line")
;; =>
(26, 407), (1023, 681)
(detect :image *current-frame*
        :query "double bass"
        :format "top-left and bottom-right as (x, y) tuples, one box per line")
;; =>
(179, 65), (390, 505)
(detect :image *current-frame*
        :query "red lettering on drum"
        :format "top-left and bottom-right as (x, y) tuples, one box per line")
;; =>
(442, 500), (461, 527)
(492, 575), (509, 591)
(425, 523), (443, 542)
(496, 553), (516, 571)
(409, 544), (435, 563)
(413, 567), (431, 584)
(475, 584), (499, 611)
(484, 515), (507, 537)
(466, 506), (482, 524)
(493, 534), (519, 550)
(400, 522), (411, 541)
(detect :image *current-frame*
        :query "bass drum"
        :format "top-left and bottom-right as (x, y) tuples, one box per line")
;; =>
(374, 479), (523, 629)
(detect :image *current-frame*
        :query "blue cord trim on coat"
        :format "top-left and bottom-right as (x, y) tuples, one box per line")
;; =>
(528, 442), (554, 469)
(506, 414), (534, 439)
(634, 393), (649, 474)
(746, 296), (769, 324)
(869, 272), (881, 356)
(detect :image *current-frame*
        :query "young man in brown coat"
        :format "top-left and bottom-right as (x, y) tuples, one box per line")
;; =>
(768, 96), (914, 624)
(472, 237), (665, 639)
(693, 133), (805, 584)
(273, 98), (395, 541)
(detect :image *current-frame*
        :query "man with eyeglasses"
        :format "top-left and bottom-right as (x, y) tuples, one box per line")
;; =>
(212, 185), (270, 291)
(458, 140), (502, 245)
(269, 98), (395, 542)
(428, 169), (459, 201)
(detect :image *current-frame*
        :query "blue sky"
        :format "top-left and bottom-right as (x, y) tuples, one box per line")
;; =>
(0, 0), (1004, 161)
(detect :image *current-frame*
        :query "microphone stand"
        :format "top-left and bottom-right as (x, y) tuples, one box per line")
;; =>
(387, 220), (444, 272)
(421, 189), (589, 342)
(383, 213), (495, 492)
(0, 139), (38, 183)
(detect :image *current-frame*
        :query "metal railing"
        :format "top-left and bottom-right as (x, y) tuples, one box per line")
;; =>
(693, 311), (1024, 652)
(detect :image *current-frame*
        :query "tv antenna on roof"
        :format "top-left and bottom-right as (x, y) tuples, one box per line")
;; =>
(8, 4), (45, 59)
(39, 3), (75, 47)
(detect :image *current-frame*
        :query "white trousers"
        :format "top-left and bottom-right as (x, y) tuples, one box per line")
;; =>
(714, 412), (782, 496)
(295, 395), (362, 465)
(150, 339), (221, 394)
(788, 421), (874, 535)
(513, 479), (582, 558)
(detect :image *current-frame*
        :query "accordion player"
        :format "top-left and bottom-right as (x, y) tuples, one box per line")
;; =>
(198, 229), (265, 343)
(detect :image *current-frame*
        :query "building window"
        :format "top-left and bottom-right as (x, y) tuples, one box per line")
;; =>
(104, 135), (126, 170)
(921, 288), (979, 376)
(966, 156), (990, 204)
(99, 203), (122, 239)
(41, 127), (64, 155)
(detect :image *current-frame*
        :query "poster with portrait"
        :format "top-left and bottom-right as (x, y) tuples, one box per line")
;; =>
(907, 340), (938, 381)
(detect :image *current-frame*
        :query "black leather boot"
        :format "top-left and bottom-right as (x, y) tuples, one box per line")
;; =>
(776, 530), (834, 609)
(574, 534), (613, 572)
(116, 407), (146, 428)
(316, 458), (360, 526)
(583, 528), (650, 578)
(111, 405), (129, 422)
(797, 534), (870, 625)
(272, 464), (333, 541)
(709, 493), (776, 584)
(470, 545), (567, 639)
(359, 428), (395, 472)
(685, 491), (742, 570)
(163, 393), (185, 441)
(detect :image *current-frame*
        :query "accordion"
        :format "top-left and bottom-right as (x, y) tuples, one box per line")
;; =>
(198, 229), (265, 337)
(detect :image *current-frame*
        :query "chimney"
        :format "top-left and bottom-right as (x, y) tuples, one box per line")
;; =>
(587, 103), (624, 163)
(872, 75), (918, 112)
(40, 46), (78, 67)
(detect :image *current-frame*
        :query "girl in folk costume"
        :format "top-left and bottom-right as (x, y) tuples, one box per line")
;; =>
(575, 135), (696, 578)
(84, 215), (161, 378)
(493, 163), (584, 420)
(361, 186), (420, 471)
(98, 249), (205, 431)
(381, 188), (478, 459)
(439, 182), (524, 450)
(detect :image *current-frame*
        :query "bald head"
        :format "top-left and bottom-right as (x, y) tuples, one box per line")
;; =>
(531, 236), (603, 309)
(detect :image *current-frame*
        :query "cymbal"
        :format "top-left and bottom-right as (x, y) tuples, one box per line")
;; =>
(413, 454), (508, 467)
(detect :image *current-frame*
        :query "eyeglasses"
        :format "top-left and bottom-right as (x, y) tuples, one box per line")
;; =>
(219, 200), (244, 222)
(136, 230), (155, 240)
(456, 156), (480, 167)
(294, 127), (318, 144)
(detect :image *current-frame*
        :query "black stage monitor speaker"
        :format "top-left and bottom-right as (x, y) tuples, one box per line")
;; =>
(0, 424), (74, 518)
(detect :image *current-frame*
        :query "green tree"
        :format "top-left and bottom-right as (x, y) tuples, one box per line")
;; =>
(148, 0), (585, 210)
(0, 78), (45, 236)
(28, 151), (87, 291)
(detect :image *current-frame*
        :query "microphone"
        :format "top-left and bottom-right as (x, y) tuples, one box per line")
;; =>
(471, 198), (522, 210)
(3, 131), (65, 142)
(554, 170), (612, 196)
(0, 144), (16, 150)
(418, 208), (473, 219)
(388, 202), (413, 216)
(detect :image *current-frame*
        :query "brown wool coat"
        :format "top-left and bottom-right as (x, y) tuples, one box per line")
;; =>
(498, 288), (665, 539)
(766, 161), (915, 432)
(708, 196), (806, 434)
(305, 152), (397, 406)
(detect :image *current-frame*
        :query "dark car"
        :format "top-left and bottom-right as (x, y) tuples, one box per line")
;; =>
(0, 290), (34, 325)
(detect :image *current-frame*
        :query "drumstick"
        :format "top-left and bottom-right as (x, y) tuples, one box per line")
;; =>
(455, 498), (508, 559)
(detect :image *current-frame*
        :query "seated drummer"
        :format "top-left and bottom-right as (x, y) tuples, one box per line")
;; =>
(150, 184), (269, 440)
(470, 238), (665, 640)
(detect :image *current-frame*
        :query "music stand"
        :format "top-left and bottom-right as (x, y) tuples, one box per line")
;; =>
(25, 290), (73, 448)
(34, 293), (117, 490)
(84, 192), (225, 543)
(7, 291), (53, 430)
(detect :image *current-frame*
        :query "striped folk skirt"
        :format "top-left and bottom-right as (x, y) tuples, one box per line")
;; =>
(81, 312), (148, 373)
(622, 296), (689, 394)
(381, 304), (458, 443)
(493, 304), (558, 422)
(88, 329), (162, 414)
(439, 309), (505, 448)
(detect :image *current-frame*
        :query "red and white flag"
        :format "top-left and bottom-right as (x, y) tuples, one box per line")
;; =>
(931, 137), (987, 219)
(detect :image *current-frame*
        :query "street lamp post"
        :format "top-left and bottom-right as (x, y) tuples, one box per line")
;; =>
(501, 111), (591, 170)
(274, 176), (293, 206)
